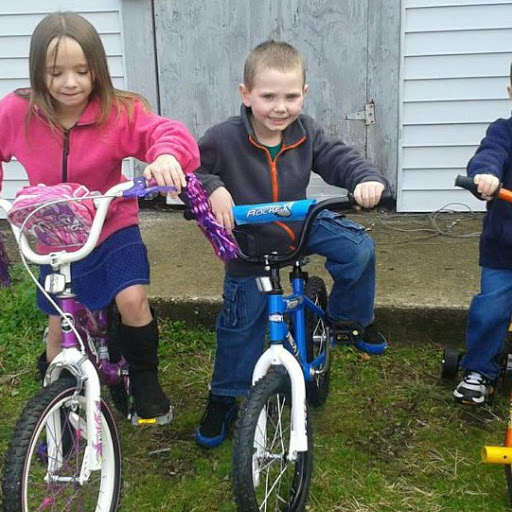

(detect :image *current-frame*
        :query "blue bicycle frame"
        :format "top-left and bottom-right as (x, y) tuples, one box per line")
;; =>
(264, 272), (327, 382)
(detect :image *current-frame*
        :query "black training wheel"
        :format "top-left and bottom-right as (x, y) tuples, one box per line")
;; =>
(441, 347), (461, 380)
(501, 354), (512, 397)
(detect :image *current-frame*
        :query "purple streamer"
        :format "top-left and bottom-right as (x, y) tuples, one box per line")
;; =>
(185, 174), (238, 261)
(0, 233), (11, 287)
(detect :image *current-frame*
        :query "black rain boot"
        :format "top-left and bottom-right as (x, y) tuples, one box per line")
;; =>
(119, 316), (170, 419)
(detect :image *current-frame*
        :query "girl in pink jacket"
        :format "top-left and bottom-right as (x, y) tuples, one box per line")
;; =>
(0, 11), (200, 419)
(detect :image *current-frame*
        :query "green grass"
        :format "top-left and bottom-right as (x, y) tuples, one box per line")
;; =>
(1, 265), (511, 511)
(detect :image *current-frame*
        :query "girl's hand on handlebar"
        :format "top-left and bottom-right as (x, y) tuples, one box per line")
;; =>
(474, 173), (500, 200)
(143, 154), (186, 198)
(353, 181), (385, 209)
(209, 186), (235, 235)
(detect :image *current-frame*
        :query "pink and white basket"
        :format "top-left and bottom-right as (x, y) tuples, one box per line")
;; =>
(8, 183), (96, 248)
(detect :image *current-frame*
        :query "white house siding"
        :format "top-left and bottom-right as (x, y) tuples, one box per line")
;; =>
(398, 0), (512, 212)
(0, 0), (128, 209)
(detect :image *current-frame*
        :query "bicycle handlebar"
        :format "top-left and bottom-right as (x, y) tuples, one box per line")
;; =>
(454, 174), (512, 204)
(0, 176), (174, 267)
(234, 192), (393, 266)
(185, 191), (392, 266)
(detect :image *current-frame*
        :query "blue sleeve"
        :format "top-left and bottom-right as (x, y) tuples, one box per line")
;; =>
(468, 118), (512, 180)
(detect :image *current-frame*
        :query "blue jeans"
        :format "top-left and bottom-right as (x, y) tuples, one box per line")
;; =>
(460, 266), (512, 379)
(210, 211), (375, 397)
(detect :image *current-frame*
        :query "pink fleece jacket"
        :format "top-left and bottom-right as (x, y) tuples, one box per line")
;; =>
(0, 91), (200, 245)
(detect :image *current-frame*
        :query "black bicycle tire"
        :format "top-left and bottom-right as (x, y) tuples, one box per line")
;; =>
(440, 347), (461, 381)
(232, 370), (313, 512)
(505, 414), (512, 510)
(109, 381), (130, 416)
(2, 378), (122, 512)
(304, 276), (330, 406)
(505, 465), (512, 509)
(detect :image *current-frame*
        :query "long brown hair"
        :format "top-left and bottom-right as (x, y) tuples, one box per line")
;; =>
(17, 11), (149, 131)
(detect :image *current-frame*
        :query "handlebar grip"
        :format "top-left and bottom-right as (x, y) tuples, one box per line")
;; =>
(454, 175), (479, 195)
(378, 190), (394, 210)
(453, 174), (498, 201)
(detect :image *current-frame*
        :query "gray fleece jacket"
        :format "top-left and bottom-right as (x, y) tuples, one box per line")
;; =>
(195, 105), (388, 276)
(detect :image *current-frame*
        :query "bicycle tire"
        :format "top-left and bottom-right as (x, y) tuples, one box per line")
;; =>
(506, 465), (512, 509)
(2, 378), (122, 512)
(109, 381), (130, 417)
(232, 370), (313, 512)
(304, 276), (330, 406)
(440, 347), (461, 381)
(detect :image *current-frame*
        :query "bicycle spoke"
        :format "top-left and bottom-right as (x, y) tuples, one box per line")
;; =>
(2, 380), (121, 512)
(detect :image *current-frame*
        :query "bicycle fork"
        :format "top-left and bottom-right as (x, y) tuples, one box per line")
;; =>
(252, 277), (308, 460)
(252, 345), (308, 458)
(45, 348), (103, 481)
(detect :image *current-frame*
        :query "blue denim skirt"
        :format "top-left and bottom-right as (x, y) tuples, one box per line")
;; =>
(37, 226), (150, 315)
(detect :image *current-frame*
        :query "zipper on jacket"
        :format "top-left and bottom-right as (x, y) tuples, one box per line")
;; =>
(62, 129), (70, 182)
(249, 135), (306, 202)
(249, 136), (280, 201)
(249, 135), (306, 249)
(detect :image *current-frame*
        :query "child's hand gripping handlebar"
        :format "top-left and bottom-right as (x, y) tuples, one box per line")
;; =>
(454, 174), (512, 203)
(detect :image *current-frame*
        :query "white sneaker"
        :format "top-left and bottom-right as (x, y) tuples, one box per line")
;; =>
(453, 371), (492, 404)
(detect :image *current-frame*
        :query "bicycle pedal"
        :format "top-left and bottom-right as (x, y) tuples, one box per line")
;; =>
(333, 331), (361, 343)
(331, 324), (362, 344)
(131, 406), (173, 426)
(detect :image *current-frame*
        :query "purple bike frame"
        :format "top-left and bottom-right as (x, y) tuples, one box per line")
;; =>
(59, 296), (126, 387)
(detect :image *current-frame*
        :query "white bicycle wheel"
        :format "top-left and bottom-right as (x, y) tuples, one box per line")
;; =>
(2, 378), (122, 512)
(232, 370), (313, 512)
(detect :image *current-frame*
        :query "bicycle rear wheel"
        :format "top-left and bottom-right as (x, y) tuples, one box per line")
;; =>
(2, 378), (122, 512)
(304, 276), (330, 406)
(232, 370), (313, 512)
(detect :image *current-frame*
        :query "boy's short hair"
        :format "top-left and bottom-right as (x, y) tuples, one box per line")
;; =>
(243, 40), (306, 90)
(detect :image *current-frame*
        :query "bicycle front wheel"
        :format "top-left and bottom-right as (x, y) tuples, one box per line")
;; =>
(2, 378), (122, 512)
(232, 370), (313, 512)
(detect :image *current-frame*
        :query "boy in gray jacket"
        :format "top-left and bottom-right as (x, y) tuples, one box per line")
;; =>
(194, 40), (389, 448)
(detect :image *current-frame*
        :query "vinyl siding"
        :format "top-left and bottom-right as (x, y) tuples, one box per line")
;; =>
(398, 0), (512, 211)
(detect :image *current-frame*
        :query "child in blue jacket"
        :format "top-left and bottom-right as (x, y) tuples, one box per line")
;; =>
(454, 71), (512, 404)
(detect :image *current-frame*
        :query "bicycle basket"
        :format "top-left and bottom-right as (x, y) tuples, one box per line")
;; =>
(7, 183), (96, 248)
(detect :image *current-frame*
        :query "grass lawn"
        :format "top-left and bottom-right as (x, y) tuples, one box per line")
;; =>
(0, 264), (511, 511)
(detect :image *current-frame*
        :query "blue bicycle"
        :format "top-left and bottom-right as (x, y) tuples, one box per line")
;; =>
(229, 194), (389, 512)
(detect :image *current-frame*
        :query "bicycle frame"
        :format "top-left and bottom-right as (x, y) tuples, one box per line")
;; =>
(232, 196), (361, 460)
(231, 196), (364, 461)
(251, 265), (327, 458)
(43, 294), (124, 476)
